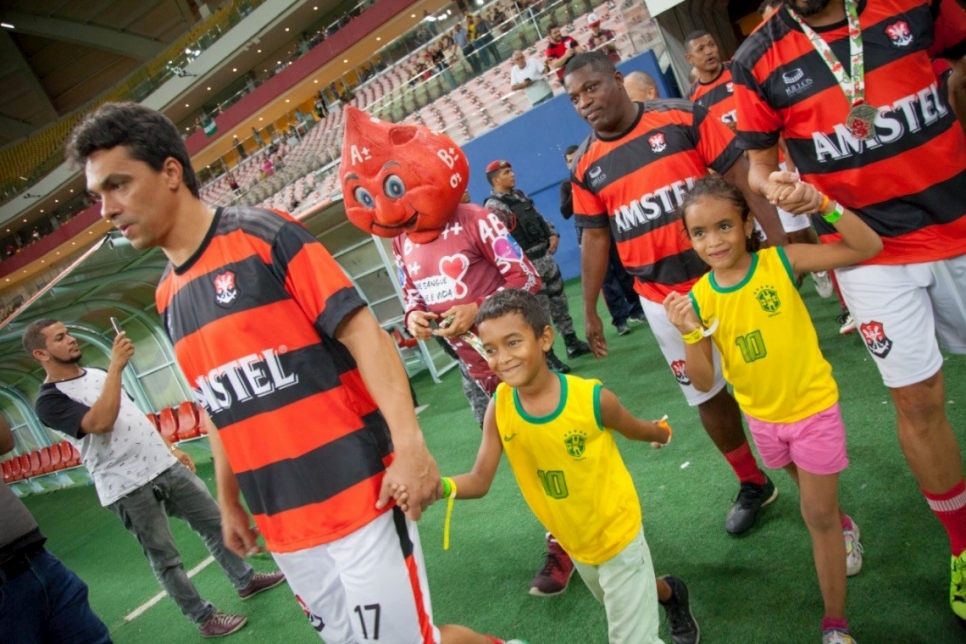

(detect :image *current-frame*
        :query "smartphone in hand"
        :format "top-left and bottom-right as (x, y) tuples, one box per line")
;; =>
(110, 317), (123, 336)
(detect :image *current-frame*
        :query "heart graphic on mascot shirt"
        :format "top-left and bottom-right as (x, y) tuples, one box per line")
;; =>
(493, 238), (521, 261)
(439, 254), (469, 298)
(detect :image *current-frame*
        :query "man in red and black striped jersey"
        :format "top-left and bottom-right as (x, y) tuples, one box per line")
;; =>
(685, 31), (739, 130)
(731, 0), (966, 621)
(68, 103), (522, 644)
(564, 51), (785, 537)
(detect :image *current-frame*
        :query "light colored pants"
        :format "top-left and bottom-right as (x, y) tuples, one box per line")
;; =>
(571, 527), (664, 644)
(108, 464), (253, 624)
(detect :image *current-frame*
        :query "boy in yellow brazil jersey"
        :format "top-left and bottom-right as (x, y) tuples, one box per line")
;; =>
(395, 289), (700, 644)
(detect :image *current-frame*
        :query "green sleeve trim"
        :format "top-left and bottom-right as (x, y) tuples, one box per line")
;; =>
(593, 383), (604, 430)
(709, 251), (759, 293)
(688, 290), (703, 324)
(775, 246), (797, 287)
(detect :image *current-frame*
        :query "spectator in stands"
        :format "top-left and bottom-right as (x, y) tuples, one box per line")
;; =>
(0, 415), (111, 644)
(509, 49), (553, 106)
(232, 136), (246, 160)
(228, 174), (241, 195)
(454, 23), (481, 74)
(474, 13), (501, 68)
(624, 70), (659, 101)
(262, 157), (274, 177)
(545, 25), (584, 83)
(432, 44), (458, 90)
(24, 319), (286, 639)
(466, 14), (492, 69)
(585, 13), (620, 64)
(251, 127), (264, 148)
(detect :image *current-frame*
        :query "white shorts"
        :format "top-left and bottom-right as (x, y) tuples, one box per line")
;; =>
(640, 296), (727, 406)
(273, 508), (441, 643)
(753, 207), (812, 239)
(571, 527), (663, 644)
(834, 254), (966, 389)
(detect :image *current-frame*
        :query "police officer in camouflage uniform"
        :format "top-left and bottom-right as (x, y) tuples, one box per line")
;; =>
(484, 160), (591, 373)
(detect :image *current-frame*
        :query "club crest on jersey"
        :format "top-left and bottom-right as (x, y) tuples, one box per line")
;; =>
(649, 133), (667, 153)
(726, 81), (734, 93)
(295, 595), (325, 634)
(213, 271), (238, 307)
(670, 360), (691, 386)
(754, 285), (781, 314)
(885, 20), (913, 48)
(564, 430), (586, 458)
(859, 320), (893, 358)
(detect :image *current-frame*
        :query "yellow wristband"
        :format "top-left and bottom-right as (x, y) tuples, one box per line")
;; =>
(681, 327), (704, 344)
(442, 477), (457, 551)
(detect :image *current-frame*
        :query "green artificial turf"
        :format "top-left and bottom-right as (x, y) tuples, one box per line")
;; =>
(21, 278), (966, 643)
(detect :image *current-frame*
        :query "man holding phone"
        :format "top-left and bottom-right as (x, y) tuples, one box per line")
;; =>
(545, 25), (584, 83)
(23, 318), (285, 638)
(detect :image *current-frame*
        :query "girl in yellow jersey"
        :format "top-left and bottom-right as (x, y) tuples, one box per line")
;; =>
(664, 174), (882, 644)
(415, 289), (698, 644)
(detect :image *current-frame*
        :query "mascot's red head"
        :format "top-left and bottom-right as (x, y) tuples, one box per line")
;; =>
(340, 106), (469, 244)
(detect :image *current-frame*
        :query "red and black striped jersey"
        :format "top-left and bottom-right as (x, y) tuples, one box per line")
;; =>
(732, 0), (966, 264)
(687, 61), (739, 127)
(571, 100), (742, 303)
(156, 206), (392, 553)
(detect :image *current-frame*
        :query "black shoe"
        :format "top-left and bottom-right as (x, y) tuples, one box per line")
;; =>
(616, 322), (631, 336)
(659, 575), (700, 644)
(628, 312), (648, 325)
(724, 474), (778, 535)
(546, 349), (571, 374)
(564, 335), (592, 359)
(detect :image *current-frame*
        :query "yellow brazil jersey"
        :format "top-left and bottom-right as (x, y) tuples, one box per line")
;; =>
(494, 373), (642, 565)
(689, 246), (838, 424)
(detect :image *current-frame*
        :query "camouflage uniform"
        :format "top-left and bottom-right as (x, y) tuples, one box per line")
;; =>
(484, 190), (582, 346)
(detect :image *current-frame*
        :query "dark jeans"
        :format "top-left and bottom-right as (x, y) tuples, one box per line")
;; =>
(107, 464), (253, 624)
(0, 549), (112, 644)
(602, 237), (643, 327)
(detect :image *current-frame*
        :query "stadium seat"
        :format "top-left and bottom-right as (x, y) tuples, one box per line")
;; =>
(49, 443), (63, 470)
(146, 412), (161, 433)
(19, 453), (33, 478)
(38, 447), (53, 474)
(61, 441), (81, 468)
(2, 459), (15, 483)
(158, 407), (179, 441)
(28, 450), (41, 475)
(176, 401), (201, 440)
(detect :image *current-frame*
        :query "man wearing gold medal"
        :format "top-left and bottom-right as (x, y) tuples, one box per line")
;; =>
(731, 0), (966, 626)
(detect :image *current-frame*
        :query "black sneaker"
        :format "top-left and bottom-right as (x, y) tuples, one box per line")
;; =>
(564, 336), (592, 359)
(659, 575), (700, 644)
(545, 349), (571, 374)
(616, 322), (631, 336)
(725, 474), (778, 535)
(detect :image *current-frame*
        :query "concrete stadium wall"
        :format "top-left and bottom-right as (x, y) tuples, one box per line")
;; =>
(461, 50), (674, 281)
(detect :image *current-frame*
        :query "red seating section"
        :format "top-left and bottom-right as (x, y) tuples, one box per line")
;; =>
(1, 402), (211, 485)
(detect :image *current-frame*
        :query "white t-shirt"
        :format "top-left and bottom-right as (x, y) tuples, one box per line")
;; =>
(510, 58), (553, 104)
(35, 368), (177, 506)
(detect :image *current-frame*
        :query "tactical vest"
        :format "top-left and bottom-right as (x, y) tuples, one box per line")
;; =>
(489, 191), (552, 258)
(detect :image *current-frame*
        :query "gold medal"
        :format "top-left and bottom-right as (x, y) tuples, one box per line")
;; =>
(846, 102), (877, 140)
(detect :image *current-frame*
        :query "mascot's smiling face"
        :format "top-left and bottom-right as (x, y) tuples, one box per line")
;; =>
(340, 106), (469, 244)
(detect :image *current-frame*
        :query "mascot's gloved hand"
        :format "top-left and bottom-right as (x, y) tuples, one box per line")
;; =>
(339, 105), (470, 244)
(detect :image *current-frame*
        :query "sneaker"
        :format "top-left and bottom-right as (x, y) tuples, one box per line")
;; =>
(950, 551), (966, 622)
(199, 611), (247, 638)
(659, 575), (700, 644)
(628, 312), (648, 325)
(238, 571), (286, 600)
(812, 271), (834, 299)
(616, 322), (631, 336)
(837, 310), (856, 335)
(565, 337), (592, 359)
(529, 535), (575, 596)
(823, 630), (857, 644)
(725, 475), (778, 535)
(843, 520), (863, 577)
(545, 350), (571, 374)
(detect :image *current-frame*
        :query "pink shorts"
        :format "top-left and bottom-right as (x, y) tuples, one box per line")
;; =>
(745, 403), (849, 475)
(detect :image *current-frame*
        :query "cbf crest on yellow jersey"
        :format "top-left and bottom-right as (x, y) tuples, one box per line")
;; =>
(494, 374), (642, 565)
(689, 247), (838, 423)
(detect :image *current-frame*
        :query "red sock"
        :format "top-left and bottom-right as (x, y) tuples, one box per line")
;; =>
(830, 271), (847, 308)
(924, 480), (966, 555)
(821, 617), (849, 633)
(840, 513), (853, 531)
(724, 442), (767, 485)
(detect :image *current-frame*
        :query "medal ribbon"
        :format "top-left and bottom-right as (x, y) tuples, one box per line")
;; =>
(786, 0), (865, 108)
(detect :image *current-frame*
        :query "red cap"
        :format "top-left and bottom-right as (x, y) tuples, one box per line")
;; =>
(486, 160), (511, 173)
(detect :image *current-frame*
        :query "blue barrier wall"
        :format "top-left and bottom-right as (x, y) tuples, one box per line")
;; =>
(462, 49), (674, 280)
